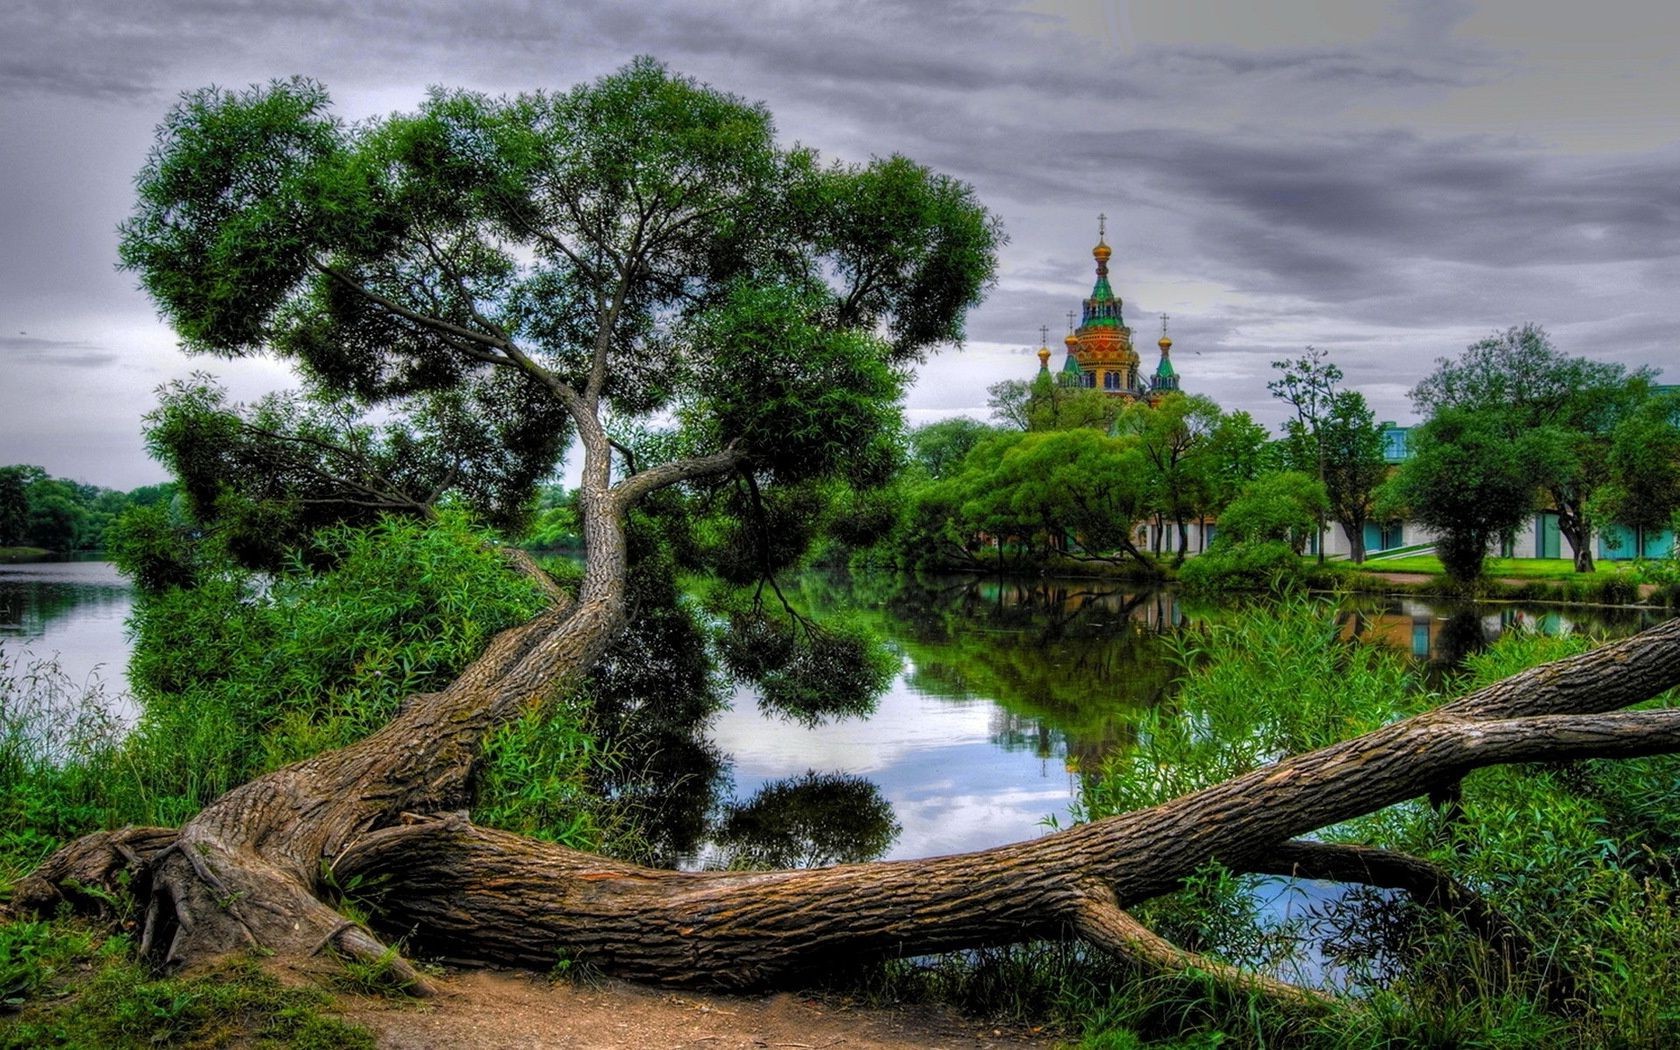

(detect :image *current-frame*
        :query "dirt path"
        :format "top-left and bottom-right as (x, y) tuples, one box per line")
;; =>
(343, 969), (1061, 1050)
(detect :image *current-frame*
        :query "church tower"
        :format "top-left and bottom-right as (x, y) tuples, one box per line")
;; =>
(1048, 216), (1182, 401)
(1033, 216), (1186, 405)
(1152, 314), (1179, 395)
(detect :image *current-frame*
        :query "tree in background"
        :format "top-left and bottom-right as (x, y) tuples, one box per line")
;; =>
(1410, 324), (1651, 573)
(1382, 407), (1537, 583)
(0, 465), (163, 553)
(1591, 390), (1680, 543)
(1216, 471), (1328, 554)
(986, 378), (1032, 431)
(907, 417), (996, 480)
(0, 467), (29, 547)
(1268, 347), (1342, 563)
(1318, 390), (1389, 564)
(1202, 410), (1279, 513)
(1119, 393), (1220, 562)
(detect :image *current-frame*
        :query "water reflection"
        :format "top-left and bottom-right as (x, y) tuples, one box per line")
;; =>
(0, 559), (133, 715)
(708, 771), (899, 870)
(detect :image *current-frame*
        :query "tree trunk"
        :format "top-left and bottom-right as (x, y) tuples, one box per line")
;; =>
(1341, 518), (1366, 564)
(1554, 496), (1596, 573)
(16, 592), (1680, 1000)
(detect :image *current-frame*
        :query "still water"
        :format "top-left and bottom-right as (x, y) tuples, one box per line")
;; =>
(0, 558), (135, 721)
(2, 561), (1669, 867)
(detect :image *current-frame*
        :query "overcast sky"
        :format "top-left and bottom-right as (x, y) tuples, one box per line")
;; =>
(3, 1), (1678, 489)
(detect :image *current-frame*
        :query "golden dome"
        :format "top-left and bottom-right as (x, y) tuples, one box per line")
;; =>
(1036, 345), (1051, 365)
(1158, 334), (1173, 350)
(1092, 240), (1112, 263)
(1064, 331), (1080, 347)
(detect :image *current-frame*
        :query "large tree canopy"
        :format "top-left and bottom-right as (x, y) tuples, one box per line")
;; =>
(119, 60), (1001, 552)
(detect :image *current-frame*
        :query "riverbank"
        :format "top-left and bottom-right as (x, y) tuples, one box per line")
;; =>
(0, 546), (51, 564)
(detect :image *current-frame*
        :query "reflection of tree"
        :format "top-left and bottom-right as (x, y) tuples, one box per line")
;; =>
(711, 771), (898, 870)
(0, 577), (128, 636)
(1432, 607), (1489, 670)
(584, 565), (731, 868)
(793, 571), (1185, 777)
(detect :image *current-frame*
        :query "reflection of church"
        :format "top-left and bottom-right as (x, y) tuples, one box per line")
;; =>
(1033, 216), (1180, 403)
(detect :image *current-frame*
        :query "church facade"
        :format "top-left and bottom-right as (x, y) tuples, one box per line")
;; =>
(1034, 219), (1180, 403)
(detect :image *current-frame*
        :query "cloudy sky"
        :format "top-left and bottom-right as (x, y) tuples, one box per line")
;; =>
(3, 0), (1678, 489)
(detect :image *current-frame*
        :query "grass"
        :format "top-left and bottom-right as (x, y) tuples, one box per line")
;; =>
(0, 547), (50, 564)
(0, 920), (374, 1049)
(1353, 554), (1624, 578)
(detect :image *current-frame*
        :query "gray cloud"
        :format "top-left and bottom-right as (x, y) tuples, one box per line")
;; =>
(3, 0), (1679, 486)
(1, 334), (119, 368)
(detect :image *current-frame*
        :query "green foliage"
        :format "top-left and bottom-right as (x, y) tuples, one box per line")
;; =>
(472, 694), (603, 850)
(889, 427), (1162, 572)
(1025, 373), (1125, 433)
(117, 60), (1000, 583)
(1317, 391), (1387, 561)
(0, 470), (27, 548)
(1592, 391), (1680, 533)
(0, 924), (372, 1048)
(690, 281), (904, 488)
(0, 465), (169, 553)
(1202, 411), (1279, 511)
(0, 653), (126, 887)
(1410, 324), (1656, 572)
(907, 416), (997, 480)
(6, 514), (551, 845)
(1384, 407), (1538, 583)
(1177, 541), (1310, 594)
(1210, 471), (1326, 551)
(715, 603), (899, 726)
(1071, 603), (1680, 1046)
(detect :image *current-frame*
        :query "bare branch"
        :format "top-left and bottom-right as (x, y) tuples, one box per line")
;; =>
(1071, 882), (1334, 1012)
(609, 445), (747, 509)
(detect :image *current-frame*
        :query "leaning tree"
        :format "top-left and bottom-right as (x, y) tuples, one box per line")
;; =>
(14, 61), (1680, 1015)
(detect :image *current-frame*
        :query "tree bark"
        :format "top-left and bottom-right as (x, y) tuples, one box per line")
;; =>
(18, 612), (1680, 1002)
(1340, 518), (1367, 564)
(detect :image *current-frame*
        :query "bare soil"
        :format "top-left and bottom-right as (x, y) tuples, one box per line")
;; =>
(342, 969), (1061, 1050)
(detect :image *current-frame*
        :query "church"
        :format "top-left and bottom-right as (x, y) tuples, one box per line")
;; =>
(1034, 217), (1180, 403)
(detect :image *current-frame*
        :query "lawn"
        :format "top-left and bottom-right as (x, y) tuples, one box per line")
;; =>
(1355, 554), (1622, 579)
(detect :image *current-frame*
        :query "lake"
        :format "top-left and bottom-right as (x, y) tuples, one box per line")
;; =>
(2, 561), (1669, 868)
(0, 558), (136, 722)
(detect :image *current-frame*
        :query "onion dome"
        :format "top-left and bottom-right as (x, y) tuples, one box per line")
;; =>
(1036, 345), (1051, 372)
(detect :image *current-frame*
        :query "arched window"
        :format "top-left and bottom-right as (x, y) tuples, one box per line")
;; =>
(1103, 371), (1120, 391)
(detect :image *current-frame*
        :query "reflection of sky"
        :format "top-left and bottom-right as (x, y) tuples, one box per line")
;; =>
(709, 672), (1080, 861)
(0, 560), (135, 720)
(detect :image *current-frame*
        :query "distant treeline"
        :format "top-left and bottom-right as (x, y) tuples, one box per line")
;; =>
(0, 465), (175, 553)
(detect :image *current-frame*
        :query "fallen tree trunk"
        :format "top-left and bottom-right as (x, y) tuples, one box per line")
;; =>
(15, 599), (1680, 1002)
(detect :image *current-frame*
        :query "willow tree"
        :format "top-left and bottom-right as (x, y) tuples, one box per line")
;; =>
(16, 61), (1680, 1016)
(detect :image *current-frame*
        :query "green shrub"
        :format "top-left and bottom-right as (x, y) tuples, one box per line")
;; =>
(1177, 541), (1306, 594)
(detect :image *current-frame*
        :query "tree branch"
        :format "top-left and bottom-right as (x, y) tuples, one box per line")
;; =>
(1070, 882), (1334, 1012)
(1239, 839), (1580, 1011)
(609, 446), (747, 509)
(311, 260), (511, 356)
